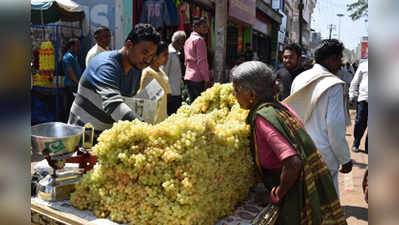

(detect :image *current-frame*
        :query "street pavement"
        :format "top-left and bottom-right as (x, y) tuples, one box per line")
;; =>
(339, 110), (368, 225)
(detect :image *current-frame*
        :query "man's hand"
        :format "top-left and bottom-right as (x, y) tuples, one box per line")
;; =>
(340, 160), (353, 173)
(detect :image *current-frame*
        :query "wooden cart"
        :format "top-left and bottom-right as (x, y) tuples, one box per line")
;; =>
(31, 198), (90, 225)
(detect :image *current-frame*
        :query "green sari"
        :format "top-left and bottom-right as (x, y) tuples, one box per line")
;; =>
(247, 102), (347, 225)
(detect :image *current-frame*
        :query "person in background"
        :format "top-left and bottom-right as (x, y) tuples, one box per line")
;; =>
(163, 31), (186, 115)
(85, 26), (111, 66)
(68, 24), (160, 134)
(275, 43), (305, 100)
(184, 17), (209, 104)
(62, 38), (82, 121)
(286, 39), (353, 194)
(138, 41), (171, 124)
(343, 62), (355, 75)
(349, 60), (368, 153)
(232, 61), (347, 225)
(243, 43), (254, 61)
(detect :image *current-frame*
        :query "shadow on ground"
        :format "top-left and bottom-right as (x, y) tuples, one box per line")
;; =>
(343, 205), (368, 221)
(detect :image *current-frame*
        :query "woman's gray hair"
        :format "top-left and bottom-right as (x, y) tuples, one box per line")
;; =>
(171, 31), (186, 43)
(231, 61), (277, 102)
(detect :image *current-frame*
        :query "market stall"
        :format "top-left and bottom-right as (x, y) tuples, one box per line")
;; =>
(31, 0), (85, 124)
(30, 84), (278, 225)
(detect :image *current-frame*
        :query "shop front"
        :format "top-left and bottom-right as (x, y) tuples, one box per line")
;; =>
(252, 12), (272, 65)
(255, 0), (282, 67)
(226, 0), (256, 67)
(134, 0), (215, 47)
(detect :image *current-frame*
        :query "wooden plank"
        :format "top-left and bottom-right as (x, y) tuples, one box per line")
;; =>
(31, 198), (89, 225)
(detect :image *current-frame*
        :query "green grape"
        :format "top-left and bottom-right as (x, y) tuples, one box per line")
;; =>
(71, 83), (256, 225)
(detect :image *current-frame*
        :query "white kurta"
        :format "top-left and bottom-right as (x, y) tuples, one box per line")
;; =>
(288, 64), (351, 192)
(349, 61), (368, 102)
(162, 44), (183, 96)
(85, 44), (107, 66)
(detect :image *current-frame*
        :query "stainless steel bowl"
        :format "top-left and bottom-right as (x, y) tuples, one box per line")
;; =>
(31, 122), (84, 157)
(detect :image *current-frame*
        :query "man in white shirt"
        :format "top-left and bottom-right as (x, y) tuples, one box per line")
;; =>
(162, 30), (186, 115)
(85, 26), (111, 66)
(349, 61), (368, 153)
(285, 39), (353, 194)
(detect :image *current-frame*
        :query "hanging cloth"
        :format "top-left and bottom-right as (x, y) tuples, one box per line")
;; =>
(165, 0), (180, 27)
(177, 5), (185, 30)
(140, 0), (172, 29)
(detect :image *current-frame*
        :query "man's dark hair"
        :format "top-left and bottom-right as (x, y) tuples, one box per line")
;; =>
(193, 17), (207, 27)
(314, 39), (344, 64)
(156, 41), (168, 55)
(283, 43), (302, 57)
(94, 26), (110, 39)
(126, 23), (160, 45)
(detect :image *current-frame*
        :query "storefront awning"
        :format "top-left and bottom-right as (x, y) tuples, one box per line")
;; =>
(256, 0), (282, 24)
(31, 0), (85, 25)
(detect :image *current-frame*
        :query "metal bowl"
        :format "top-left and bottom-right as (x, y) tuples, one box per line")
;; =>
(31, 122), (84, 157)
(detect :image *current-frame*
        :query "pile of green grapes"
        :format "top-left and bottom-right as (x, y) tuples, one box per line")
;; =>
(71, 83), (256, 224)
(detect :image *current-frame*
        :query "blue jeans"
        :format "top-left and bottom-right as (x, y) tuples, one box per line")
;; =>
(353, 101), (368, 151)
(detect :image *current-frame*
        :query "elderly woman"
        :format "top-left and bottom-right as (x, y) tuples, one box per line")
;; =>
(231, 61), (347, 225)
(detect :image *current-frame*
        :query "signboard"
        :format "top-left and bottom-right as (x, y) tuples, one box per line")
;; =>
(74, 0), (132, 50)
(229, 0), (256, 25)
(253, 19), (269, 35)
(272, 0), (282, 9)
(361, 42), (368, 59)
(302, 0), (310, 23)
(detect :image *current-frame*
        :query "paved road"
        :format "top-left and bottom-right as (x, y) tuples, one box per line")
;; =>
(339, 110), (368, 225)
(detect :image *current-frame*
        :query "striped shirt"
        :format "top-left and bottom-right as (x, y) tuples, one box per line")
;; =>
(68, 50), (143, 131)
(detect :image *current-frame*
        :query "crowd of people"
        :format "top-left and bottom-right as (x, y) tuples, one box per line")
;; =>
(58, 20), (368, 224)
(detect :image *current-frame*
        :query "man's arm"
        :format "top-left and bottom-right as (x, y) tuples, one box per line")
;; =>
(195, 38), (210, 83)
(66, 67), (80, 85)
(326, 85), (352, 172)
(93, 65), (142, 121)
(349, 65), (363, 99)
(63, 55), (80, 85)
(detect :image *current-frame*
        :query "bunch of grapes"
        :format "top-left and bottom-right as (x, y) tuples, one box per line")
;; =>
(71, 83), (256, 224)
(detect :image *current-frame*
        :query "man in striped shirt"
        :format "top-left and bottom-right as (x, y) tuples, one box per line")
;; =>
(68, 24), (160, 134)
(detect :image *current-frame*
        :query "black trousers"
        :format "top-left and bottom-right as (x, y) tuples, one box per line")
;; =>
(61, 86), (76, 122)
(353, 101), (368, 150)
(185, 80), (205, 104)
(167, 95), (182, 115)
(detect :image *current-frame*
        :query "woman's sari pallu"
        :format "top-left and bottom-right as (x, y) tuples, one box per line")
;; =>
(247, 102), (347, 225)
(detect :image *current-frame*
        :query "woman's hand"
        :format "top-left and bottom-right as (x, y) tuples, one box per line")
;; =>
(273, 155), (302, 204)
(270, 186), (281, 205)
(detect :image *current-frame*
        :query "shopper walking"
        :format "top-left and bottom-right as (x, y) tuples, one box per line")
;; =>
(184, 17), (209, 103)
(285, 39), (353, 194)
(349, 60), (368, 153)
